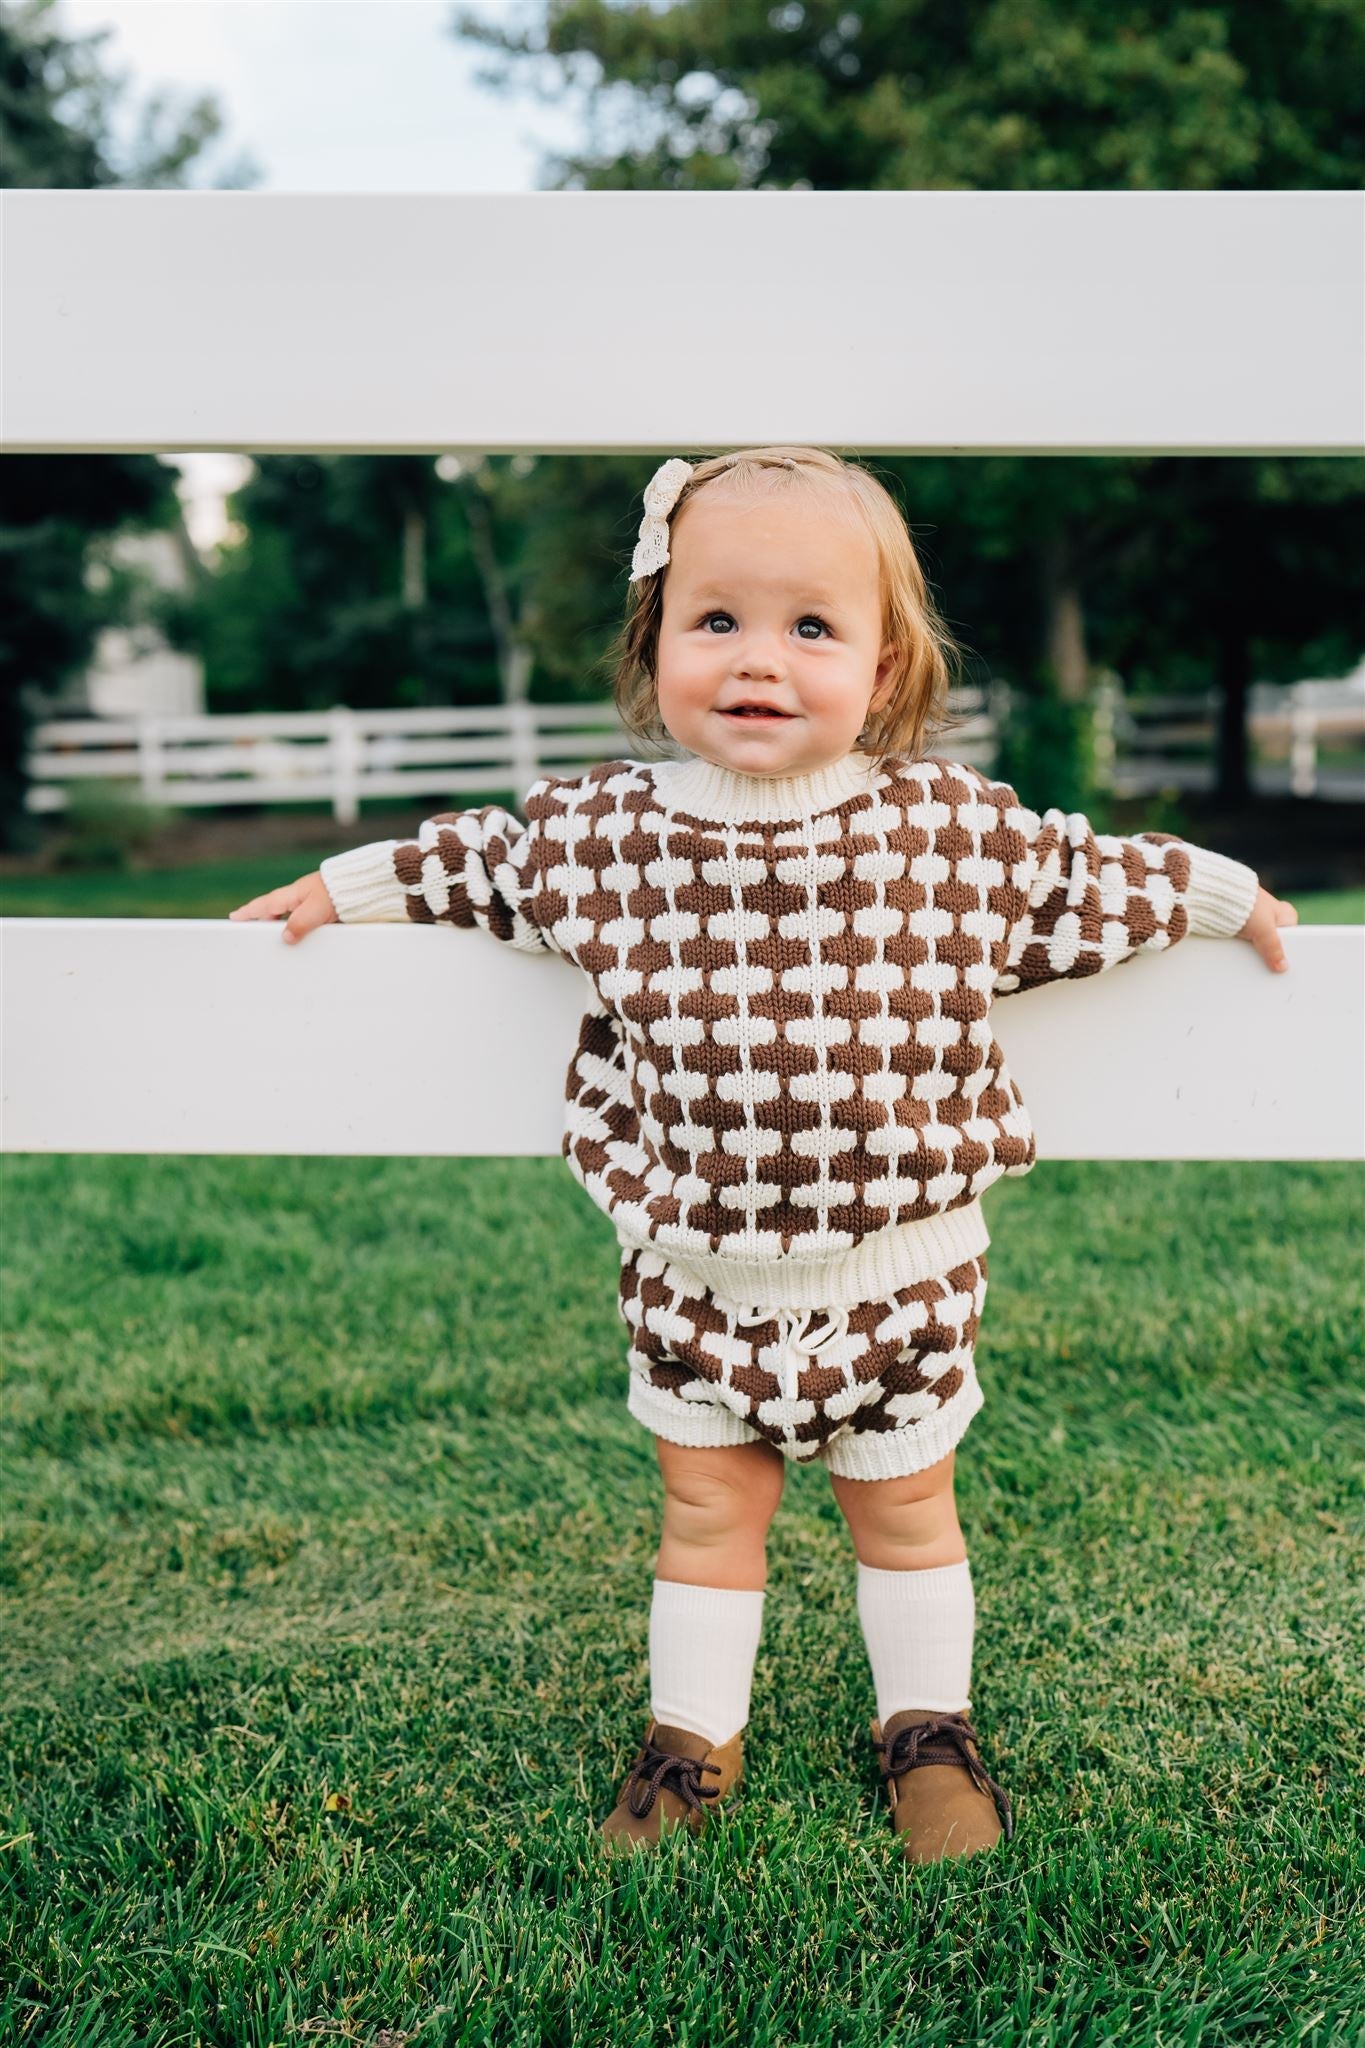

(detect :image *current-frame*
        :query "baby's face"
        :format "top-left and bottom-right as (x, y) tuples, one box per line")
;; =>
(655, 488), (897, 776)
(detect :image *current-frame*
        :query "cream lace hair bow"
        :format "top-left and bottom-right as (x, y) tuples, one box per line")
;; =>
(630, 458), (694, 581)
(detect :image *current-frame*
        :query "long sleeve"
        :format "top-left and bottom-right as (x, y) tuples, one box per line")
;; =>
(318, 800), (556, 954)
(992, 787), (1259, 997)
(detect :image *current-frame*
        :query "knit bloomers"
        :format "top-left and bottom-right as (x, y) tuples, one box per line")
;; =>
(618, 1246), (988, 1479)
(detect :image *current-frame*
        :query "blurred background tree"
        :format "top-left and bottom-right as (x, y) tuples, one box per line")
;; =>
(454, 0), (1362, 192)
(170, 450), (640, 716)
(0, 0), (261, 846)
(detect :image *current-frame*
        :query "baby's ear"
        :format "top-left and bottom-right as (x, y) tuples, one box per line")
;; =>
(870, 645), (900, 708)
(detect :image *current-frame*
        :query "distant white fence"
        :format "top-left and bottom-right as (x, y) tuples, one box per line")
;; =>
(23, 702), (637, 825)
(1095, 673), (1365, 801)
(22, 679), (1362, 821)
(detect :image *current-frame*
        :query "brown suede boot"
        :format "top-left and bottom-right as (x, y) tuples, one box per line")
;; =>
(598, 1718), (744, 1852)
(870, 1708), (1014, 1862)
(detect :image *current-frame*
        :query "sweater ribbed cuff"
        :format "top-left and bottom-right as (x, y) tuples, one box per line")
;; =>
(1182, 844), (1260, 938)
(318, 840), (410, 923)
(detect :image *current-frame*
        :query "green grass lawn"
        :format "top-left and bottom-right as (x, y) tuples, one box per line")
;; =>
(2, 1154), (1361, 2047)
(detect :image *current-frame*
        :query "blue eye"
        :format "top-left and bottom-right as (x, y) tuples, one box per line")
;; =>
(698, 611), (831, 637)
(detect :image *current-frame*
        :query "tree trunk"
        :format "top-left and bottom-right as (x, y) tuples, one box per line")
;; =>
(457, 474), (529, 703)
(401, 506), (426, 610)
(1215, 614), (1252, 804)
(1038, 531), (1090, 701)
(503, 642), (533, 704)
(168, 494), (209, 592)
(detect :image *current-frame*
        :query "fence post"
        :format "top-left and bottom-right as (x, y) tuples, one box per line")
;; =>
(508, 699), (538, 796)
(1289, 684), (1317, 798)
(329, 704), (360, 825)
(986, 678), (1011, 775)
(138, 714), (164, 805)
(1091, 672), (1120, 793)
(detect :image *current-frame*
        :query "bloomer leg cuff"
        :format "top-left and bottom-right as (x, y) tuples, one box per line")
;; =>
(821, 1365), (984, 1480)
(627, 1368), (764, 1450)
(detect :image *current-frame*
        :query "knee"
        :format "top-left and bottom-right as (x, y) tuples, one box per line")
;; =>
(830, 1452), (961, 1561)
(660, 1445), (784, 1546)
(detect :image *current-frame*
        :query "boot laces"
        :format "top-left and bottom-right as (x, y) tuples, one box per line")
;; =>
(873, 1711), (1015, 1841)
(624, 1740), (722, 1818)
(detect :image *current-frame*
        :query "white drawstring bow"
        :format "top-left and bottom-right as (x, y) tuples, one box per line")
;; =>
(734, 1303), (853, 1402)
(630, 457), (694, 580)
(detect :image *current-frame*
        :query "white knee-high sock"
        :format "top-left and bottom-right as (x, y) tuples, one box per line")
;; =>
(649, 1577), (766, 1748)
(855, 1558), (975, 1719)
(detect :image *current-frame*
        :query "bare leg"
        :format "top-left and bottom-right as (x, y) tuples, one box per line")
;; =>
(655, 1436), (786, 1590)
(828, 1448), (966, 1569)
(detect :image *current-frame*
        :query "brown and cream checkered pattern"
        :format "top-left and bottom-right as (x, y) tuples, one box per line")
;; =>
(318, 750), (1256, 1300)
(619, 1244), (988, 1476)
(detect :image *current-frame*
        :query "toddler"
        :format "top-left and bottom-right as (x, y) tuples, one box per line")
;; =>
(229, 446), (1295, 1863)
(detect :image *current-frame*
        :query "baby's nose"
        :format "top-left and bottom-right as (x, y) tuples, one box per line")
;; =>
(734, 639), (785, 680)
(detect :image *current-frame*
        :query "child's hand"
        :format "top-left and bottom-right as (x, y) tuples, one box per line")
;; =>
(1237, 886), (1298, 973)
(227, 871), (338, 945)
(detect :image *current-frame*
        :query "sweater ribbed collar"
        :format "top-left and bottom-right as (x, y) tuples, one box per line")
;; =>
(650, 748), (883, 825)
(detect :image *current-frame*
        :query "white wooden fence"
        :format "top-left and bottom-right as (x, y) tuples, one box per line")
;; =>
(22, 702), (639, 824)
(4, 920), (1359, 1161)
(1095, 674), (1365, 801)
(20, 679), (1363, 822)
(2, 189), (1361, 1163)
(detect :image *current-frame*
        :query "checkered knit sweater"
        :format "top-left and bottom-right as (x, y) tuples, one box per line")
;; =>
(320, 750), (1259, 1307)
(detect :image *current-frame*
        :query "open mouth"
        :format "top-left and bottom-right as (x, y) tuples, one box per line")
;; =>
(719, 705), (794, 720)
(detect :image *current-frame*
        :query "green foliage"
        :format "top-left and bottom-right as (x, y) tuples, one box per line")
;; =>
(0, 3), (258, 845)
(0, 0), (261, 190)
(45, 780), (182, 873)
(993, 666), (1103, 817)
(180, 456), (503, 713)
(0, 457), (181, 849)
(172, 450), (650, 716)
(454, 0), (1364, 193)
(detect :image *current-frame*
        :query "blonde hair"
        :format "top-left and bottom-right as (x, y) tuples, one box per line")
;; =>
(606, 445), (960, 764)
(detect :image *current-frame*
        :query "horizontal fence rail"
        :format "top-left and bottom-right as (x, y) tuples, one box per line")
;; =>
(23, 683), (1363, 819)
(1095, 675), (1365, 802)
(5, 192), (1362, 455)
(2, 921), (1360, 1162)
(23, 702), (644, 823)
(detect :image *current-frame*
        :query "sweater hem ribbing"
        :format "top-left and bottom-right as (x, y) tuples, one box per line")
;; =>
(614, 1199), (991, 1309)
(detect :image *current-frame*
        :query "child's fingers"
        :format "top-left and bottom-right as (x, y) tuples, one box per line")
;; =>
(280, 892), (334, 945)
(227, 875), (332, 941)
(1255, 922), (1289, 973)
(1250, 895), (1297, 973)
(228, 887), (300, 921)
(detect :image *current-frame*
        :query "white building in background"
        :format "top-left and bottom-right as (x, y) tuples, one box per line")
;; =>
(73, 527), (206, 720)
